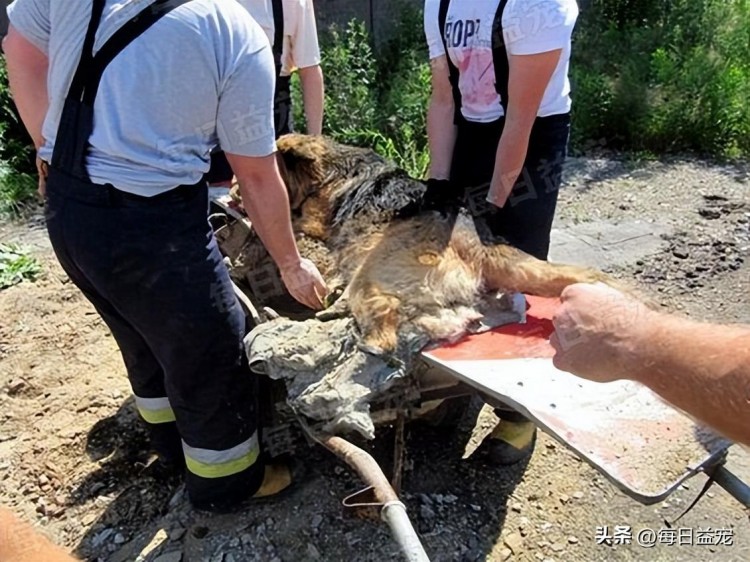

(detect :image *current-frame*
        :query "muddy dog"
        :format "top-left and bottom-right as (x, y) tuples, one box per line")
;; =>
(222, 134), (616, 355)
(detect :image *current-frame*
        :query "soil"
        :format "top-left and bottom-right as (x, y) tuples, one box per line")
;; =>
(1, 155), (749, 562)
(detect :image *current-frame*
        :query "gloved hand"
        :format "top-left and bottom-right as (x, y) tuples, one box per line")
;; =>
(422, 178), (464, 210)
(398, 178), (464, 218)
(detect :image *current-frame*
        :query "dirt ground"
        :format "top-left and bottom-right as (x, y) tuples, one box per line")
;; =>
(1, 155), (749, 562)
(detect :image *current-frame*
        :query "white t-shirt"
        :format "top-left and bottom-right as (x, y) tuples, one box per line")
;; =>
(424, 0), (578, 122)
(238, 0), (321, 76)
(8, 0), (276, 195)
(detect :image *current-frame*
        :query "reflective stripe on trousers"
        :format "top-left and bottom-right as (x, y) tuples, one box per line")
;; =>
(183, 432), (260, 479)
(134, 395), (176, 424)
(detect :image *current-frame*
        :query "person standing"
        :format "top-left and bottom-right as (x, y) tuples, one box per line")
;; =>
(4, 0), (327, 511)
(206, 0), (324, 184)
(423, 0), (579, 463)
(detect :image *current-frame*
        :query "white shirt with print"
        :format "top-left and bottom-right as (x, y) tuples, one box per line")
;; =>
(424, 0), (579, 122)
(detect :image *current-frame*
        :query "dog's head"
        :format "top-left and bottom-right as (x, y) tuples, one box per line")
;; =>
(276, 134), (425, 226)
(275, 134), (332, 210)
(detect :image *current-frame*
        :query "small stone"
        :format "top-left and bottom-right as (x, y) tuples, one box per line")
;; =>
(551, 542), (565, 552)
(470, 504), (481, 512)
(169, 527), (186, 541)
(306, 543), (322, 560)
(568, 536), (579, 544)
(420, 504), (436, 520)
(113, 533), (125, 545)
(510, 502), (523, 513)
(500, 547), (512, 561)
(572, 491), (584, 500)
(240, 533), (252, 546)
(92, 528), (114, 547)
(443, 494), (458, 504)
(265, 517), (274, 528)
(224, 554), (236, 562)
(559, 494), (569, 504)
(228, 538), (240, 548)
(504, 532), (524, 554)
(154, 553), (182, 562)
(38, 474), (50, 486)
(311, 514), (323, 528)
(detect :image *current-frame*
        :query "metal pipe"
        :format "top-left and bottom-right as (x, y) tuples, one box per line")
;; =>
(318, 435), (430, 562)
(714, 465), (750, 507)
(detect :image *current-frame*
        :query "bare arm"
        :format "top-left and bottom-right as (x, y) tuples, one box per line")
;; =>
(487, 49), (561, 208)
(426, 55), (457, 180)
(225, 151), (327, 309)
(298, 64), (324, 135)
(551, 283), (750, 445)
(3, 25), (48, 150)
(0, 507), (77, 561)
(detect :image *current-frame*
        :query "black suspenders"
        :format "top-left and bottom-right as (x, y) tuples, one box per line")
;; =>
(271, 0), (284, 74)
(438, 0), (511, 122)
(52, 0), (193, 179)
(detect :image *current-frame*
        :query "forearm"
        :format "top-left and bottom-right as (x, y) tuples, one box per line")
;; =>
(426, 98), (457, 180)
(298, 65), (324, 135)
(488, 113), (534, 205)
(626, 316), (750, 444)
(3, 27), (49, 150)
(0, 507), (77, 561)
(234, 167), (301, 270)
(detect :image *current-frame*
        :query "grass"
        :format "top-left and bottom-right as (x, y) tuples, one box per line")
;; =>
(0, 243), (42, 289)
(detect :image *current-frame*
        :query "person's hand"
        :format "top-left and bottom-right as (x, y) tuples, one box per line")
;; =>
(398, 178), (463, 218)
(279, 258), (328, 310)
(36, 154), (48, 199)
(550, 283), (654, 383)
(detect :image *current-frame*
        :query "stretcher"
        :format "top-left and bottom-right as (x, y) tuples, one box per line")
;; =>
(209, 190), (749, 562)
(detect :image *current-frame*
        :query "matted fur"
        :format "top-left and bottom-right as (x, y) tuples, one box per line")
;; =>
(229, 134), (614, 354)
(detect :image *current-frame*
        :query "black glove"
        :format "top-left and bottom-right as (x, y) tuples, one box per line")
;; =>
(398, 178), (463, 218)
(421, 178), (464, 211)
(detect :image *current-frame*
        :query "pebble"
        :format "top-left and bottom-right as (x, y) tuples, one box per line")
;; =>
(510, 502), (523, 513)
(306, 543), (322, 560)
(240, 533), (253, 546)
(91, 528), (114, 547)
(224, 554), (236, 562)
(568, 536), (579, 544)
(113, 533), (125, 545)
(168, 527), (186, 541)
(559, 494), (569, 504)
(572, 491), (584, 500)
(311, 514), (323, 528)
(420, 504), (436, 520)
(504, 532), (523, 554)
(443, 494), (458, 504)
(470, 504), (481, 512)
(228, 538), (240, 548)
(500, 547), (512, 561)
(551, 542), (565, 552)
(153, 552), (182, 562)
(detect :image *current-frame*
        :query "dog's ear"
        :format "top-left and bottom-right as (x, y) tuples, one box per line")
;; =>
(276, 134), (328, 208)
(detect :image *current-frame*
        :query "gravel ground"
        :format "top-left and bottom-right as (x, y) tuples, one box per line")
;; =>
(0, 154), (748, 562)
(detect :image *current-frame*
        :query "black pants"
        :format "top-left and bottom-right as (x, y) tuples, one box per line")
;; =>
(45, 170), (264, 510)
(451, 113), (570, 260)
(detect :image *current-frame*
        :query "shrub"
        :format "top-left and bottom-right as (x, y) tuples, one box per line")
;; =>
(0, 58), (37, 215)
(571, 0), (750, 158)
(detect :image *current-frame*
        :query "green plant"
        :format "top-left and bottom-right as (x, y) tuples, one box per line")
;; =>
(320, 20), (380, 146)
(0, 58), (37, 214)
(0, 243), (41, 289)
(570, 0), (750, 159)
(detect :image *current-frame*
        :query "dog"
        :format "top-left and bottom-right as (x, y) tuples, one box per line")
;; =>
(222, 134), (615, 355)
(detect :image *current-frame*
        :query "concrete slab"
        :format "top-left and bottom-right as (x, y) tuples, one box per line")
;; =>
(549, 220), (671, 269)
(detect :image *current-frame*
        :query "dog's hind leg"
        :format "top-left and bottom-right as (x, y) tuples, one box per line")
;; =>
(350, 284), (401, 355)
(477, 244), (618, 297)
